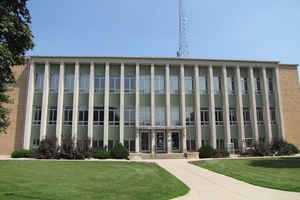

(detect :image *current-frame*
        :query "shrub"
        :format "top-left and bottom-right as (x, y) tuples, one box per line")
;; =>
(35, 138), (58, 159)
(110, 143), (129, 159)
(270, 140), (298, 156)
(11, 149), (36, 158)
(288, 143), (299, 154)
(93, 150), (111, 159)
(214, 149), (230, 158)
(198, 145), (216, 158)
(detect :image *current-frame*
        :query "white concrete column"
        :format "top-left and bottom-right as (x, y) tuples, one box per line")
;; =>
(235, 66), (245, 149)
(151, 64), (155, 153)
(119, 63), (125, 145)
(194, 65), (202, 149)
(165, 64), (171, 153)
(23, 61), (35, 149)
(208, 65), (216, 148)
(248, 67), (259, 143)
(222, 65), (231, 148)
(104, 62), (110, 149)
(273, 66), (285, 140)
(261, 67), (272, 143)
(135, 63), (140, 152)
(151, 131), (156, 154)
(56, 62), (64, 146)
(180, 64), (187, 152)
(40, 62), (50, 141)
(72, 62), (80, 145)
(88, 62), (94, 147)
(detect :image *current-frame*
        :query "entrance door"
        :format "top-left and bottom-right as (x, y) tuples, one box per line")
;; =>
(141, 132), (150, 152)
(171, 132), (180, 152)
(156, 132), (165, 153)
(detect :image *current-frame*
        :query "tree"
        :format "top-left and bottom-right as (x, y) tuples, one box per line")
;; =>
(0, 0), (34, 133)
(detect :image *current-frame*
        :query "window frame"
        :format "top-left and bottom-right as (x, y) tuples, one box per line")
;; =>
(243, 107), (251, 126)
(64, 74), (74, 93)
(109, 76), (120, 94)
(139, 107), (151, 126)
(49, 73), (59, 93)
(215, 107), (224, 126)
(200, 107), (209, 126)
(64, 106), (73, 126)
(229, 108), (237, 126)
(170, 75), (179, 94)
(94, 75), (105, 93)
(78, 107), (88, 126)
(109, 107), (120, 126)
(48, 106), (57, 125)
(140, 75), (150, 94)
(184, 76), (193, 94)
(155, 107), (165, 126)
(186, 107), (195, 127)
(199, 76), (208, 95)
(33, 106), (42, 125)
(124, 75), (136, 93)
(94, 106), (104, 126)
(154, 75), (165, 94)
(124, 107), (135, 126)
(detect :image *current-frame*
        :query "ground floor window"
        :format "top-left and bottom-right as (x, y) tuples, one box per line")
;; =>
(186, 140), (196, 152)
(201, 139), (209, 146)
(216, 139), (225, 149)
(231, 138), (239, 151)
(124, 140), (136, 152)
(93, 140), (103, 149)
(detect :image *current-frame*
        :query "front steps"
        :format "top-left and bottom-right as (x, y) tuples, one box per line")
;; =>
(129, 152), (199, 160)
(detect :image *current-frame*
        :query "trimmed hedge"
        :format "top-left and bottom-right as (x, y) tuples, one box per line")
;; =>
(110, 143), (129, 159)
(92, 150), (110, 159)
(198, 145), (230, 158)
(11, 149), (36, 158)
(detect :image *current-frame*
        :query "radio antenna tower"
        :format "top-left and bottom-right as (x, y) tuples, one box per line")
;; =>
(176, 0), (189, 57)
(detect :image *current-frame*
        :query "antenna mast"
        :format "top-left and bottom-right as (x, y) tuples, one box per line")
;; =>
(177, 0), (189, 57)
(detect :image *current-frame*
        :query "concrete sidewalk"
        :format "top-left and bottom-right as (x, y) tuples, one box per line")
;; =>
(154, 159), (300, 200)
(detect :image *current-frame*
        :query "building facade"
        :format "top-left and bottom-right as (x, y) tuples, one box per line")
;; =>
(1, 56), (300, 155)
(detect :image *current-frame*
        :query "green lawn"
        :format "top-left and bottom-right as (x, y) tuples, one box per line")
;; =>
(193, 157), (300, 192)
(0, 161), (189, 200)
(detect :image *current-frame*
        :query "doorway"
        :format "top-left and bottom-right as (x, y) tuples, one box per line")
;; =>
(141, 132), (150, 153)
(171, 132), (180, 152)
(156, 132), (165, 153)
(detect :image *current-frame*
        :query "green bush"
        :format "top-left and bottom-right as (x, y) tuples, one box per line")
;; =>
(11, 149), (36, 158)
(198, 145), (216, 158)
(93, 150), (111, 159)
(110, 143), (129, 159)
(288, 143), (299, 154)
(215, 149), (230, 158)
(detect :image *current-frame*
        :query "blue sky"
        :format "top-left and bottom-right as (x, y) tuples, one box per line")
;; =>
(27, 0), (300, 79)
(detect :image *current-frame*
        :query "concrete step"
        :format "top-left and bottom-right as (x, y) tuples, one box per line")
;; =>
(129, 152), (199, 160)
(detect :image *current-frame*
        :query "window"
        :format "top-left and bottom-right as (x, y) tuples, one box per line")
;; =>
(217, 139), (225, 149)
(231, 138), (239, 151)
(229, 108), (237, 126)
(93, 140), (103, 149)
(33, 106), (42, 125)
(199, 76), (207, 94)
(155, 75), (165, 93)
(79, 74), (89, 93)
(256, 107), (264, 125)
(213, 76), (221, 95)
(109, 107), (120, 126)
(184, 76), (193, 94)
(186, 107), (194, 127)
(110, 76), (120, 93)
(94, 107), (104, 126)
(268, 77), (273, 95)
(201, 139), (209, 146)
(124, 107), (135, 126)
(78, 107), (88, 126)
(140, 75), (150, 93)
(125, 76), (136, 93)
(64, 106), (73, 126)
(155, 107), (165, 126)
(124, 140), (136, 152)
(140, 107), (151, 126)
(215, 108), (223, 126)
(200, 107), (209, 126)
(186, 140), (196, 152)
(50, 74), (59, 93)
(243, 107), (251, 125)
(94, 75), (105, 93)
(241, 77), (248, 95)
(48, 106), (57, 125)
(35, 73), (44, 93)
(270, 107), (276, 125)
(171, 107), (180, 126)
(227, 77), (235, 95)
(170, 76), (179, 94)
(254, 77), (261, 95)
(65, 74), (74, 93)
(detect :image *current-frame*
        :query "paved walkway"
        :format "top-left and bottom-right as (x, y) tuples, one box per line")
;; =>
(153, 159), (300, 200)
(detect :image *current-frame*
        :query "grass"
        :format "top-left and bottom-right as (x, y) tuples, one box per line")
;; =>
(193, 157), (300, 192)
(0, 160), (189, 200)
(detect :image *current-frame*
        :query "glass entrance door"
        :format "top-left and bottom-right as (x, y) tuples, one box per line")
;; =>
(171, 132), (180, 152)
(156, 132), (165, 153)
(141, 132), (150, 153)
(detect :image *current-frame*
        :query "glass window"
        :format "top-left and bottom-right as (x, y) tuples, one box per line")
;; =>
(214, 76), (221, 95)
(256, 107), (264, 126)
(171, 107), (180, 126)
(140, 75), (150, 93)
(170, 76), (179, 94)
(64, 106), (73, 126)
(92, 140), (103, 149)
(35, 73), (44, 93)
(33, 106), (42, 125)
(155, 75), (165, 93)
(186, 107), (194, 126)
(200, 107), (209, 126)
(64, 74), (74, 93)
(254, 77), (261, 95)
(94, 107), (104, 126)
(50, 74), (59, 93)
(140, 107), (151, 126)
(184, 76), (193, 94)
(270, 107), (276, 125)
(78, 107), (88, 126)
(48, 106), (57, 125)
(199, 76), (207, 94)
(109, 107), (120, 126)
(227, 77), (235, 95)
(268, 77), (273, 95)
(243, 107), (251, 125)
(215, 107), (223, 126)
(241, 77), (248, 95)
(110, 76), (120, 94)
(217, 139), (225, 149)
(229, 108), (237, 126)
(94, 75), (105, 93)
(155, 107), (165, 126)
(124, 140), (136, 152)
(124, 107), (135, 126)
(231, 138), (239, 151)
(125, 76), (136, 93)
(79, 74), (89, 93)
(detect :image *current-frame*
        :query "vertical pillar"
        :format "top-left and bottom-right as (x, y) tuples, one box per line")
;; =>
(273, 66), (285, 140)
(119, 63), (125, 145)
(194, 65), (202, 149)
(88, 62), (94, 147)
(165, 64), (171, 153)
(151, 64), (155, 153)
(180, 64), (187, 152)
(235, 66), (245, 149)
(72, 62), (79, 145)
(135, 63), (140, 152)
(23, 61), (35, 149)
(261, 67), (272, 143)
(40, 62), (50, 141)
(222, 65), (231, 149)
(104, 63), (110, 149)
(56, 62), (64, 147)
(248, 67), (259, 143)
(208, 65), (216, 148)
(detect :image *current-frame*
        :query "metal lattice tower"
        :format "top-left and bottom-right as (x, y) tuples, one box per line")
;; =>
(177, 0), (189, 58)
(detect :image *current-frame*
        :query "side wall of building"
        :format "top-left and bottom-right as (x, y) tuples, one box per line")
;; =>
(0, 64), (28, 155)
(279, 66), (300, 149)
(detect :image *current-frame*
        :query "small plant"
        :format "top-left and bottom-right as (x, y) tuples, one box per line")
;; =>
(110, 143), (129, 159)
(288, 143), (299, 154)
(11, 149), (36, 158)
(214, 149), (230, 158)
(35, 137), (58, 159)
(93, 150), (111, 159)
(198, 145), (216, 158)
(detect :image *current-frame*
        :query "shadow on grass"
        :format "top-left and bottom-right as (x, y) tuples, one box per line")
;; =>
(3, 192), (51, 200)
(249, 157), (300, 168)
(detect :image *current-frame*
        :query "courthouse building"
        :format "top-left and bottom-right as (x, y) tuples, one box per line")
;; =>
(0, 56), (300, 155)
